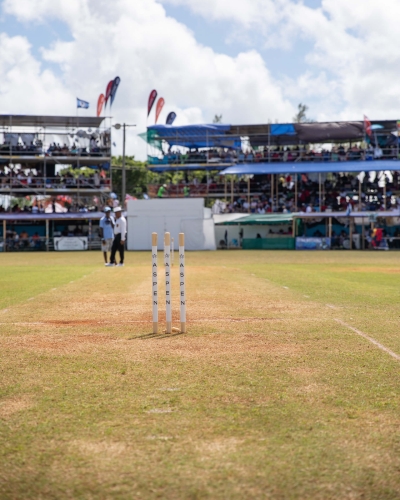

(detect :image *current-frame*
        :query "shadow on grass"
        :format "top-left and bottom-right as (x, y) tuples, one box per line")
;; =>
(129, 332), (186, 340)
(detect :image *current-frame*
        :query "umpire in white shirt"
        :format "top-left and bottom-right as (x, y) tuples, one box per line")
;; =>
(106, 207), (127, 267)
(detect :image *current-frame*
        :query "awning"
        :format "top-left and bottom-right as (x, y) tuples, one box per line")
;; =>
(218, 214), (294, 225)
(148, 163), (230, 172)
(0, 212), (104, 222)
(220, 160), (400, 176)
(146, 124), (241, 149)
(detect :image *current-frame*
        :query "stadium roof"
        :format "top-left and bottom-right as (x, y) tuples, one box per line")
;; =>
(220, 160), (400, 176)
(146, 120), (398, 149)
(0, 115), (105, 128)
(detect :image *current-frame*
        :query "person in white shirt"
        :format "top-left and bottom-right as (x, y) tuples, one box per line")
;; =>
(106, 207), (126, 267)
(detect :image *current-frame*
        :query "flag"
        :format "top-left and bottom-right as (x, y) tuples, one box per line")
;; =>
(148, 89), (157, 116)
(105, 80), (113, 106)
(97, 94), (105, 117)
(77, 98), (89, 109)
(155, 97), (165, 124)
(166, 111), (176, 125)
(110, 76), (121, 107)
(364, 115), (372, 137)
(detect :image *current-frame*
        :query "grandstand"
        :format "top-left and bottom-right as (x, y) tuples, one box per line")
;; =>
(0, 114), (112, 251)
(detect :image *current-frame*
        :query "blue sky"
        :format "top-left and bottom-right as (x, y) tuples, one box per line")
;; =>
(0, 0), (398, 146)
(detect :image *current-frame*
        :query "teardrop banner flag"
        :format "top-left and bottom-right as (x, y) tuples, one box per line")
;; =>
(148, 89), (157, 116)
(166, 111), (176, 125)
(97, 94), (105, 117)
(110, 76), (121, 107)
(155, 97), (165, 124)
(105, 80), (113, 106)
(364, 115), (372, 137)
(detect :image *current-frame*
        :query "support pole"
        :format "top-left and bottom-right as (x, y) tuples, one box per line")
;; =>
(319, 173), (322, 212)
(383, 172), (387, 210)
(230, 176), (234, 204)
(359, 177), (362, 211)
(295, 175), (298, 212)
(164, 232), (172, 334)
(224, 176), (227, 202)
(88, 219), (92, 250)
(46, 219), (49, 251)
(349, 218), (353, 251)
(152, 233), (158, 334)
(247, 177), (250, 213)
(362, 219), (365, 250)
(122, 123), (126, 206)
(328, 217), (332, 239)
(179, 233), (186, 333)
(3, 220), (6, 252)
(271, 174), (274, 212)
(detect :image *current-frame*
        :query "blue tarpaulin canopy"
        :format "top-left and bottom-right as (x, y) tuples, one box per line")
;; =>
(148, 163), (230, 173)
(147, 124), (241, 149)
(220, 160), (400, 176)
(271, 124), (296, 136)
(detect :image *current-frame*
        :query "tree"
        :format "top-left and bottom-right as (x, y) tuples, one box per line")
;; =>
(293, 103), (313, 123)
(213, 114), (222, 123)
(111, 156), (151, 200)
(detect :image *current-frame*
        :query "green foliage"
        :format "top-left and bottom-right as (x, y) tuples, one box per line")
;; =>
(293, 103), (313, 123)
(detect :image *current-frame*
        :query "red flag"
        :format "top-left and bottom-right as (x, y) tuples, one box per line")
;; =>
(148, 89), (157, 117)
(97, 94), (105, 117)
(364, 115), (372, 137)
(155, 97), (165, 124)
(105, 80), (113, 106)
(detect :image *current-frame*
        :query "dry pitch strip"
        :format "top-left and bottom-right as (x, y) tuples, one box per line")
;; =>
(152, 232), (186, 334)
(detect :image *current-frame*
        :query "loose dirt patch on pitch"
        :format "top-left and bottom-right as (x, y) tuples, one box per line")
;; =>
(0, 396), (33, 418)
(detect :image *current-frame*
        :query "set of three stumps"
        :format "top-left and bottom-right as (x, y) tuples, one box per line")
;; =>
(152, 232), (186, 334)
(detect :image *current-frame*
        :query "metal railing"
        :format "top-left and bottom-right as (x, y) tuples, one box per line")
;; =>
(0, 146), (110, 158)
(0, 176), (111, 190)
(148, 147), (400, 166)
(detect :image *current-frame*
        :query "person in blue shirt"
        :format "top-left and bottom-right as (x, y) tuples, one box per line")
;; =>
(99, 207), (115, 265)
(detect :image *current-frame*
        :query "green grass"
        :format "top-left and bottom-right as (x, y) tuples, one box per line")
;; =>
(0, 250), (399, 499)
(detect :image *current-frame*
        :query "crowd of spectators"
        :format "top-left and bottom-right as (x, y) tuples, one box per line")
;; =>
(152, 171), (400, 214)
(151, 143), (400, 165)
(0, 169), (110, 189)
(0, 138), (109, 157)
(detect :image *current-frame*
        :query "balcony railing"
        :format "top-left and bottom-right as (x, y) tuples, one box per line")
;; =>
(0, 177), (111, 190)
(148, 147), (400, 166)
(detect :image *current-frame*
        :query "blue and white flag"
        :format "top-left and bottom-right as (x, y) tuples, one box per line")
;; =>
(77, 98), (89, 109)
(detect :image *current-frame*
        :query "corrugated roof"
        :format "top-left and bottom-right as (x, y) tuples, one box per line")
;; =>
(0, 115), (105, 128)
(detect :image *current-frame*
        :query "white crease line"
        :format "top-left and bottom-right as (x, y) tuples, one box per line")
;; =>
(335, 319), (400, 362)
(283, 286), (289, 290)
(27, 298), (34, 301)
(304, 295), (310, 298)
(326, 304), (338, 310)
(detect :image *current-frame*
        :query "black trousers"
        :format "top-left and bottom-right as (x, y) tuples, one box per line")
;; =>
(110, 233), (125, 264)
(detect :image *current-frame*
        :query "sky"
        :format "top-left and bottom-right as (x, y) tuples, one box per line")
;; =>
(0, 0), (399, 159)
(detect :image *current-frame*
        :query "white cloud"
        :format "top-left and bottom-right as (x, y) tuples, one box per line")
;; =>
(161, 0), (400, 121)
(2, 0), (295, 159)
(0, 33), (71, 114)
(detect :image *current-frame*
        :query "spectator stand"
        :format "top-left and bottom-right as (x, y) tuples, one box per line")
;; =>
(141, 120), (400, 214)
(0, 115), (112, 213)
(0, 212), (105, 252)
(293, 211), (400, 250)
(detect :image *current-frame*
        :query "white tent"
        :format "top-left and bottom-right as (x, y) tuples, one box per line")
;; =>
(126, 198), (216, 251)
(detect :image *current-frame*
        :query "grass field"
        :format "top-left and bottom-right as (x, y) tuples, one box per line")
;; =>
(1, 250), (400, 499)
